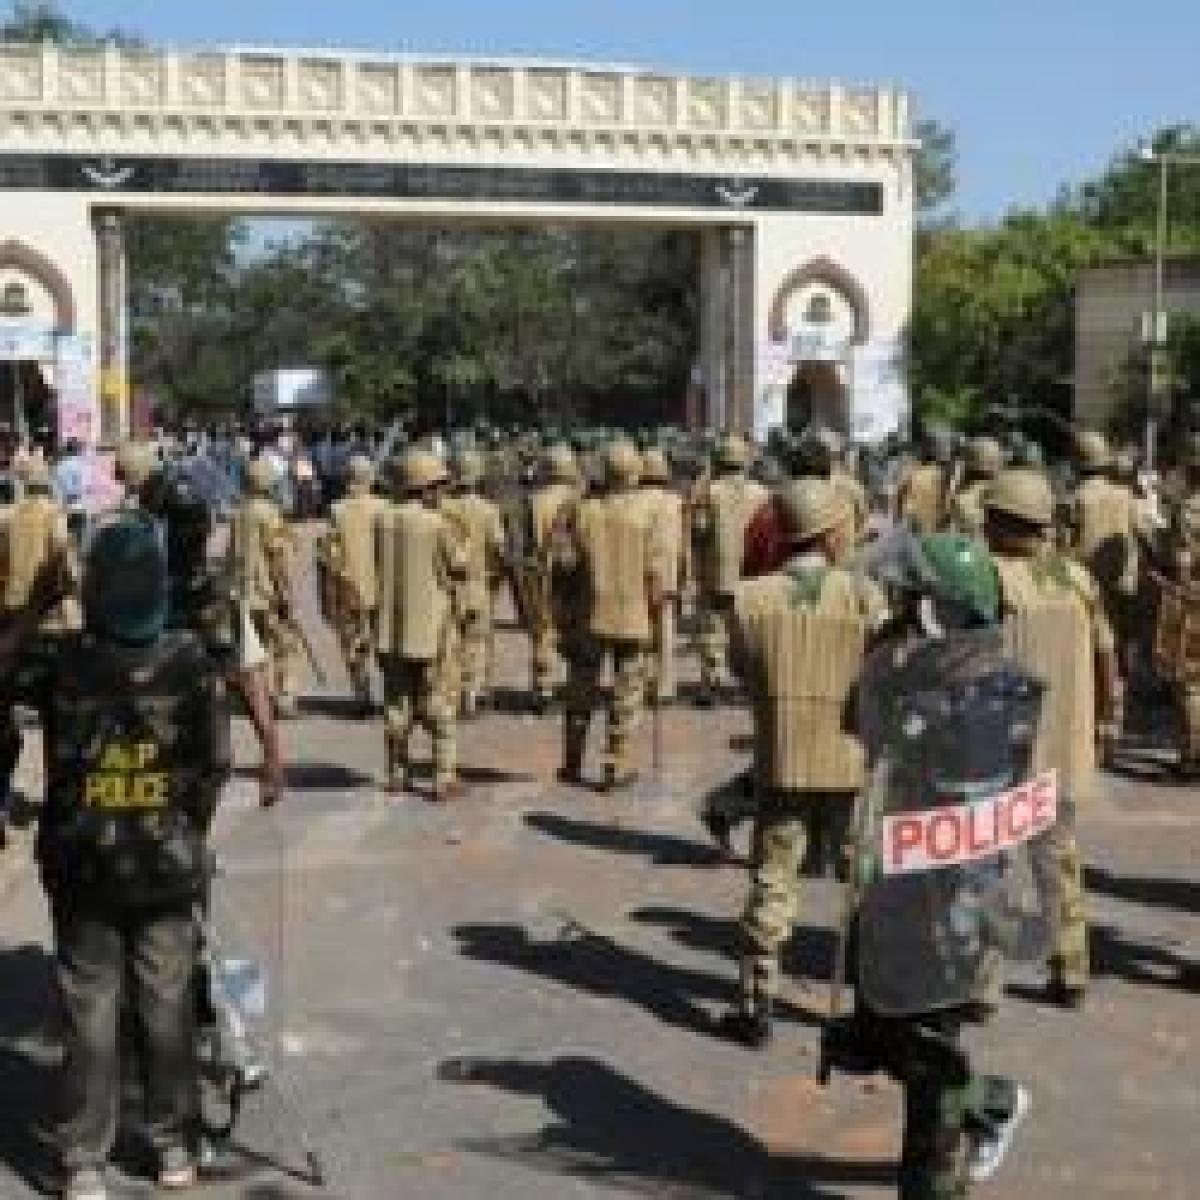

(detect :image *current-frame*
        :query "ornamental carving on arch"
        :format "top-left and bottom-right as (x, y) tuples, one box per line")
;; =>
(0, 240), (76, 332)
(767, 256), (869, 346)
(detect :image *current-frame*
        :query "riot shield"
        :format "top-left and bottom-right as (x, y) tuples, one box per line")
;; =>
(853, 628), (1060, 1017)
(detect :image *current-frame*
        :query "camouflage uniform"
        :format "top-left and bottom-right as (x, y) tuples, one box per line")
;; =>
(727, 479), (884, 1021)
(637, 448), (686, 704)
(691, 434), (768, 701)
(317, 455), (388, 707)
(986, 468), (1117, 1000)
(227, 459), (301, 717)
(441, 450), (506, 715)
(554, 442), (667, 790)
(522, 447), (581, 709)
(1069, 432), (1139, 750)
(374, 451), (468, 798)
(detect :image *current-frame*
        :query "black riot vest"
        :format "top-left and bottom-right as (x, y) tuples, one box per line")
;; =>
(38, 629), (231, 907)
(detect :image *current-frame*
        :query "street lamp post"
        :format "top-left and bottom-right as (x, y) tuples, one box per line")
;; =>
(1139, 145), (1200, 468)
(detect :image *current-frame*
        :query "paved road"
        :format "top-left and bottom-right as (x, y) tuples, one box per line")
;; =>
(0, 568), (1196, 1198)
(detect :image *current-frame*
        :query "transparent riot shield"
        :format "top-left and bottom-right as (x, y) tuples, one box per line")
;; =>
(853, 628), (1061, 1017)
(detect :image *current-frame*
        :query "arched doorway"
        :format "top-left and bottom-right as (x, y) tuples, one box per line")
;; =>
(787, 361), (846, 431)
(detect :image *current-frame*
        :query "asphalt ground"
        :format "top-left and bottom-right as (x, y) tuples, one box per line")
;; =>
(0, 539), (1196, 1199)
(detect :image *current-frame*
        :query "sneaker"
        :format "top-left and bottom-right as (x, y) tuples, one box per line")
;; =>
(701, 809), (734, 858)
(62, 1167), (107, 1200)
(968, 1083), (1031, 1183)
(1043, 978), (1086, 1010)
(158, 1145), (198, 1190)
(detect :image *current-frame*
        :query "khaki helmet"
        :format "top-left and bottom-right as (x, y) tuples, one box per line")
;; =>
(966, 436), (1004, 477)
(640, 446), (671, 484)
(398, 448), (449, 493)
(345, 454), (376, 490)
(1113, 446), (1138, 480)
(543, 444), (579, 484)
(778, 478), (850, 543)
(984, 467), (1054, 527)
(605, 439), (642, 487)
(454, 448), (485, 488)
(115, 440), (160, 490)
(714, 432), (752, 471)
(245, 457), (276, 496)
(1075, 429), (1112, 471)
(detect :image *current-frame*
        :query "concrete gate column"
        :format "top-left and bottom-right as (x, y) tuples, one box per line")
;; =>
(94, 208), (129, 444)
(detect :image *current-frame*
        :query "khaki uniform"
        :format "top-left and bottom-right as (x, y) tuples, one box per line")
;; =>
(374, 500), (466, 789)
(318, 487), (389, 701)
(730, 558), (883, 1009)
(948, 477), (992, 539)
(995, 550), (1114, 992)
(637, 483), (686, 703)
(692, 472), (768, 693)
(441, 491), (505, 709)
(831, 468), (869, 543)
(526, 481), (580, 704)
(556, 488), (667, 784)
(228, 495), (300, 709)
(896, 461), (946, 534)
(2, 491), (81, 632)
(1156, 485), (1200, 769)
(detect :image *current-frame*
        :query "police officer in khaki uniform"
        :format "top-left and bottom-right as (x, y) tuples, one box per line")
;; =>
(637, 447), (686, 705)
(227, 458), (302, 718)
(317, 454), (388, 712)
(949, 436), (1004, 539)
(374, 450), (468, 800)
(896, 438), (949, 534)
(522, 445), (581, 712)
(553, 441), (667, 791)
(984, 467), (1119, 1007)
(441, 448), (506, 717)
(691, 433), (768, 705)
(719, 477), (885, 1046)
(1156, 433), (1200, 774)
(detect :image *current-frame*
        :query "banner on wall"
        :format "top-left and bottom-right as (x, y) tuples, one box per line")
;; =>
(55, 333), (99, 447)
(850, 338), (908, 444)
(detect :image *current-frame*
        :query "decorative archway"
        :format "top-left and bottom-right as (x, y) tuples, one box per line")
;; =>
(0, 240), (76, 333)
(767, 255), (870, 346)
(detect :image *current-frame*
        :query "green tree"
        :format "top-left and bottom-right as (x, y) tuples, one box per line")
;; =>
(913, 118), (958, 226)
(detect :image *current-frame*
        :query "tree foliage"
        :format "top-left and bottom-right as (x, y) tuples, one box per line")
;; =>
(910, 123), (1200, 433)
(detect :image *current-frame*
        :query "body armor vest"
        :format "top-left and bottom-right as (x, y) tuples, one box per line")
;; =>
(38, 631), (230, 907)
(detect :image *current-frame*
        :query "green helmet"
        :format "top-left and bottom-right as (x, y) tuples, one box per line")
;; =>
(875, 531), (1000, 629)
(83, 514), (169, 645)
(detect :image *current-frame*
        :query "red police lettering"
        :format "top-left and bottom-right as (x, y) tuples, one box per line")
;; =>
(928, 810), (963, 862)
(889, 817), (925, 871)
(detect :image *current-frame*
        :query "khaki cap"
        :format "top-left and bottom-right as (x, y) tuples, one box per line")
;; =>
(115, 440), (159, 490)
(640, 447), (671, 484)
(714, 432), (752, 470)
(779, 477), (850, 542)
(967, 436), (1004, 477)
(605, 439), (642, 486)
(399, 448), (449, 492)
(1076, 429), (1112, 471)
(984, 467), (1054, 527)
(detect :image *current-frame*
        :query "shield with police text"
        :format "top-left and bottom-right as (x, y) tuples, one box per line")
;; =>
(852, 628), (1060, 1017)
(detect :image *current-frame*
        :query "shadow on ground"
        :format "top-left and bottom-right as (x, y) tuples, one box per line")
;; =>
(437, 1054), (893, 1199)
(525, 812), (726, 868)
(452, 921), (822, 1035)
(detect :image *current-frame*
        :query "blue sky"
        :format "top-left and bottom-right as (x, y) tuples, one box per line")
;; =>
(53, 0), (1199, 220)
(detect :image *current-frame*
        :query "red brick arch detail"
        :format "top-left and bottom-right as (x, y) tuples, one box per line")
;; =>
(0, 240), (77, 333)
(767, 256), (870, 346)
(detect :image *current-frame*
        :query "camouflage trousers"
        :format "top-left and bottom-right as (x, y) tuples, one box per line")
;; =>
(1049, 812), (1089, 991)
(739, 791), (854, 1010)
(459, 605), (494, 703)
(696, 594), (735, 692)
(380, 652), (458, 788)
(333, 607), (375, 698)
(644, 600), (677, 704)
(563, 637), (647, 781)
(1178, 683), (1200, 769)
(530, 620), (563, 704)
(250, 608), (303, 709)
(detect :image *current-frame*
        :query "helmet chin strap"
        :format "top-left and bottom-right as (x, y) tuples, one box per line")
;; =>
(918, 594), (946, 640)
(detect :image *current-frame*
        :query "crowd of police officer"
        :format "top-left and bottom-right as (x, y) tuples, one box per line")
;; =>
(1, 415), (1198, 1199)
